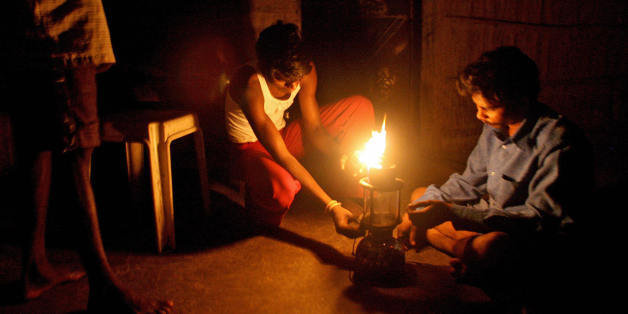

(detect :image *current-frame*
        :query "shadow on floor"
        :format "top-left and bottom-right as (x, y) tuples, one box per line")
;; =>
(174, 192), (356, 272)
(0, 174), (498, 313)
(0, 281), (23, 306)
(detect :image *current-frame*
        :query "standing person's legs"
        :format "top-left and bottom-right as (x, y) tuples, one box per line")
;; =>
(70, 146), (171, 312)
(64, 65), (119, 300)
(20, 150), (86, 300)
(11, 68), (86, 300)
(230, 141), (302, 226)
(63, 66), (172, 312)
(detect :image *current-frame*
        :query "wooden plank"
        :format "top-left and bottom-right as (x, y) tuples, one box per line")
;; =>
(249, 0), (301, 37)
(444, 1), (625, 27)
(593, 1), (628, 25)
(543, 0), (626, 26)
(540, 80), (617, 131)
(543, 0), (584, 25)
(447, 0), (544, 25)
(418, 0), (627, 178)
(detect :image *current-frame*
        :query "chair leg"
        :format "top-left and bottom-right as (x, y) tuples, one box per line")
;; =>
(156, 128), (176, 252)
(125, 142), (145, 207)
(193, 129), (211, 216)
(146, 125), (169, 253)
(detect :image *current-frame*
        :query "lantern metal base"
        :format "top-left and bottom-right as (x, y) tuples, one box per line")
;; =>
(352, 229), (405, 285)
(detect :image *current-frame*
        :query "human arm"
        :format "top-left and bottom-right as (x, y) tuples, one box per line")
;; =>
(416, 126), (496, 204)
(397, 127), (491, 245)
(443, 142), (588, 236)
(407, 129), (591, 237)
(233, 69), (361, 237)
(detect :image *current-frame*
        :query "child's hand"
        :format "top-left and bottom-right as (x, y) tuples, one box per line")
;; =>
(395, 212), (420, 247)
(330, 205), (364, 238)
(407, 200), (453, 230)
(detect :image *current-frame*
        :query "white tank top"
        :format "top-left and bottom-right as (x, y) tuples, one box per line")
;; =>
(225, 71), (301, 143)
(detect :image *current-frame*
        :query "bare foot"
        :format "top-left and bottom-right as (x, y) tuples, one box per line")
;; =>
(22, 265), (86, 300)
(449, 257), (467, 281)
(88, 283), (174, 313)
(449, 257), (487, 287)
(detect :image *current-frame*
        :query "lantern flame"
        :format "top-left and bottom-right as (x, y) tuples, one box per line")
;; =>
(355, 115), (387, 170)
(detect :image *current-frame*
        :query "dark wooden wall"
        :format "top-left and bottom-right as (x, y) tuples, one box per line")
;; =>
(412, 0), (627, 190)
(1, 0), (625, 192)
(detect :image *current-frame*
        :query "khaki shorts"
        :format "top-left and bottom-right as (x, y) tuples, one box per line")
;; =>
(4, 66), (100, 155)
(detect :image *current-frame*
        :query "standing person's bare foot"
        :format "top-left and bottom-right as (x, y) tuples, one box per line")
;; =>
(87, 283), (173, 313)
(22, 262), (86, 300)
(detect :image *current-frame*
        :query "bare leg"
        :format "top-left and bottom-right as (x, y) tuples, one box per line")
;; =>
(409, 186), (508, 268)
(426, 221), (480, 256)
(424, 221), (510, 281)
(21, 150), (85, 300)
(70, 148), (173, 313)
(406, 187), (479, 248)
(408, 189), (517, 301)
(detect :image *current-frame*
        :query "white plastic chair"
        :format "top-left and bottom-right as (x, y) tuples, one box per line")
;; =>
(101, 110), (210, 253)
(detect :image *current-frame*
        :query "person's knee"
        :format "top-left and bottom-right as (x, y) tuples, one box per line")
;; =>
(333, 95), (373, 119)
(348, 94), (372, 105)
(248, 177), (300, 226)
(272, 178), (300, 211)
(251, 175), (301, 214)
(425, 227), (443, 247)
(347, 95), (374, 117)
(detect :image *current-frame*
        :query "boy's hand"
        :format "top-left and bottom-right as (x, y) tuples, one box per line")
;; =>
(407, 200), (453, 230)
(397, 200), (453, 248)
(396, 212), (422, 247)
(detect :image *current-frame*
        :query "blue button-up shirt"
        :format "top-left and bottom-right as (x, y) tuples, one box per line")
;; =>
(418, 103), (592, 236)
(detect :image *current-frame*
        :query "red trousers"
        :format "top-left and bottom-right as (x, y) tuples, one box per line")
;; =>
(229, 95), (375, 226)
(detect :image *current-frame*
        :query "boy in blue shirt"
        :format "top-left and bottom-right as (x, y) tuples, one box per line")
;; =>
(398, 46), (593, 311)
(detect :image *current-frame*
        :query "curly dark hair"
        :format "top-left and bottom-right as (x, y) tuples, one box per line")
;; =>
(457, 46), (540, 109)
(256, 21), (312, 83)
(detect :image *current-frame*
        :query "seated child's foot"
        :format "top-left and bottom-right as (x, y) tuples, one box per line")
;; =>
(88, 283), (174, 313)
(449, 257), (489, 288)
(449, 257), (467, 281)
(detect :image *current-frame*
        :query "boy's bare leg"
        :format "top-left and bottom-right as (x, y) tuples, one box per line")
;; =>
(426, 221), (480, 255)
(409, 186), (512, 284)
(21, 150), (86, 300)
(408, 188), (479, 249)
(71, 147), (173, 313)
(410, 187), (509, 266)
(425, 222), (510, 281)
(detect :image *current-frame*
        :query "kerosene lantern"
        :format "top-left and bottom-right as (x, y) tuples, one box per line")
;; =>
(351, 117), (406, 284)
